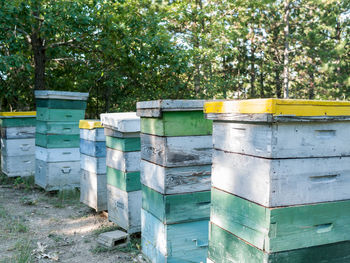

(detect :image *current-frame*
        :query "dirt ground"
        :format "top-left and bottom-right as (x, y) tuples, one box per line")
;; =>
(0, 176), (144, 263)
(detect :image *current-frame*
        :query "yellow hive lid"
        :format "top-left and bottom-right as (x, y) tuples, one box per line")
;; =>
(204, 99), (350, 117)
(79, 119), (103, 129)
(0, 111), (36, 117)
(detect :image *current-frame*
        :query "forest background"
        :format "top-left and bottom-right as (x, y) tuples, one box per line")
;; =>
(0, 0), (349, 118)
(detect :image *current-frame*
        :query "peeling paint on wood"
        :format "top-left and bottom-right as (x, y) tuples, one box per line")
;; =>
(1, 154), (35, 177)
(36, 146), (80, 162)
(1, 126), (36, 139)
(106, 148), (140, 172)
(80, 139), (106, 157)
(80, 154), (106, 174)
(1, 138), (35, 156)
(80, 128), (105, 141)
(107, 167), (140, 192)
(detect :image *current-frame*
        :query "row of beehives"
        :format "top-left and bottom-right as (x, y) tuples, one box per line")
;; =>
(2, 95), (350, 263)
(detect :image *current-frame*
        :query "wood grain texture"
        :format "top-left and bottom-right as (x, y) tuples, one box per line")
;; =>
(36, 146), (80, 162)
(103, 127), (139, 138)
(36, 121), (80, 135)
(107, 184), (141, 233)
(34, 90), (89, 100)
(1, 126), (36, 139)
(80, 139), (106, 157)
(212, 149), (350, 207)
(142, 185), (210, 224)
(211, 187), (350, 253)
(36, 99), (87, 109)
(213, 121), (350, 158)
(105, 136), (140, 152)
(141, 134), (212, 167)
(80, 154), (106, 174)
(1, 138), (35, 156)
(0, 117), (36, 128)
(80, 169), (107, 212)
(1, 154), (35, 177)
(208, 222), (350, 263)
(106, 148), (140, 172)
(141, 111), (212, 137)
(141, 208), (209, 263)
(100, 112), (140, 133)
(80, 128), (105, 141)
(35, 159), (81, 191)
(141, 160), (211, 194)
(107, 167), (141, 192)
(36, 108), (85, 122)
(35, 133), (80, 148)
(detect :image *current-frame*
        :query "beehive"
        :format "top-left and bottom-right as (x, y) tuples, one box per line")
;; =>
(204, 99), (350, 263)
(101, 112), (141, 234)
(137, 100), (213, 263)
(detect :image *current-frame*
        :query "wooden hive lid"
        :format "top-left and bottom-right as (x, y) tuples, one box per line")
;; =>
(100, 112), (140, 133)
(204, 99), (350, 122)
(0, 111), (36, 118)
(137, 100), (205, 117)
(79, 119), (103, 129)
(34, 90), (89, 101)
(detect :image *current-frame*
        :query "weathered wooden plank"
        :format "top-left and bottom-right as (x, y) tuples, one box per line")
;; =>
(35, 133), (80, 148)
(80, 169), (107, 212)
(107, 184), (141, 234)
(36, 99), (87, 109)
(105, 136), (140, 152)
(35, 159), (81, 191)
(103, 126), (139, 138)
(106, 148), (140, 172)
(80, 128), (105, 141)
(141, 160), (211, 194)
(1, 154), (35, 177)
(137, 100), (205, 118)
(1, 126), (36, 139)
(107, 167), (141, 192)
(36, 146), (80, 162)
(36, 121), (80, 135)
(80, 154), (106, 174)
(80, 139), (106, 157)
(142, 185), (210, 224)
(36, 108), (85, 122)
(34, 90), (89, 101)
(100, 112), (140, 133)
(212, 149), (350, 207)
(0, 117), (36, 128)
(213, 121), (350, 158)
(211, 187), (350, 253)
(1, 138), (35, 157)
(208, 222), (350, 263)
(141, 111), (212, 137)
(141, 134), (212, 168)
(141, 208), (209, 263)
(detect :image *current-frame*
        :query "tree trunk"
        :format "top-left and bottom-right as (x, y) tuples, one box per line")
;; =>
(31, 33), (46, 90)
(250, 46), (256, 98)
(275, 67), (282, 98)
(283, 0), (290, 98)
(260, 59), (264, 97)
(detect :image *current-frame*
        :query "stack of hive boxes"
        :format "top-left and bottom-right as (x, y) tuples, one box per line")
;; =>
(79, 120), (107, 211)
(101, 112), (141, 234)
(204, 99), (350, 263)
(0, 112), (36, 177)
(137, 100), (213, 263)
(35, 90), (89, 190)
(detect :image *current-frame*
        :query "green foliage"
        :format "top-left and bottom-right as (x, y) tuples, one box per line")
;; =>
(0, 0), (349, 115)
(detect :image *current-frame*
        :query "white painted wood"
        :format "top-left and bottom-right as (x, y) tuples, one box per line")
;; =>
(80, 154), (106, 174)
(34, 90), (89, 100)
(106, 148), (140, 172)
(212, 149), (350, 207)
(107, 184), (141, 234)
(141, 134), (212, 167)
(1, 126), (36, 139)
(35, 146), (80, 162)
(103, 127), (139, 138)
(137, 100), (205, 117)
(207, 258), (214, 263)
(141, 160), (211, 194)
(35, 159), (81, 191)
(80, 128), (105, 142)
(100, 112), (140, 133)
(1, 154), (35, 177)
(1, 138), (35, 156)
(213, 121), (350, 158)
(80, 169), (107, 211)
